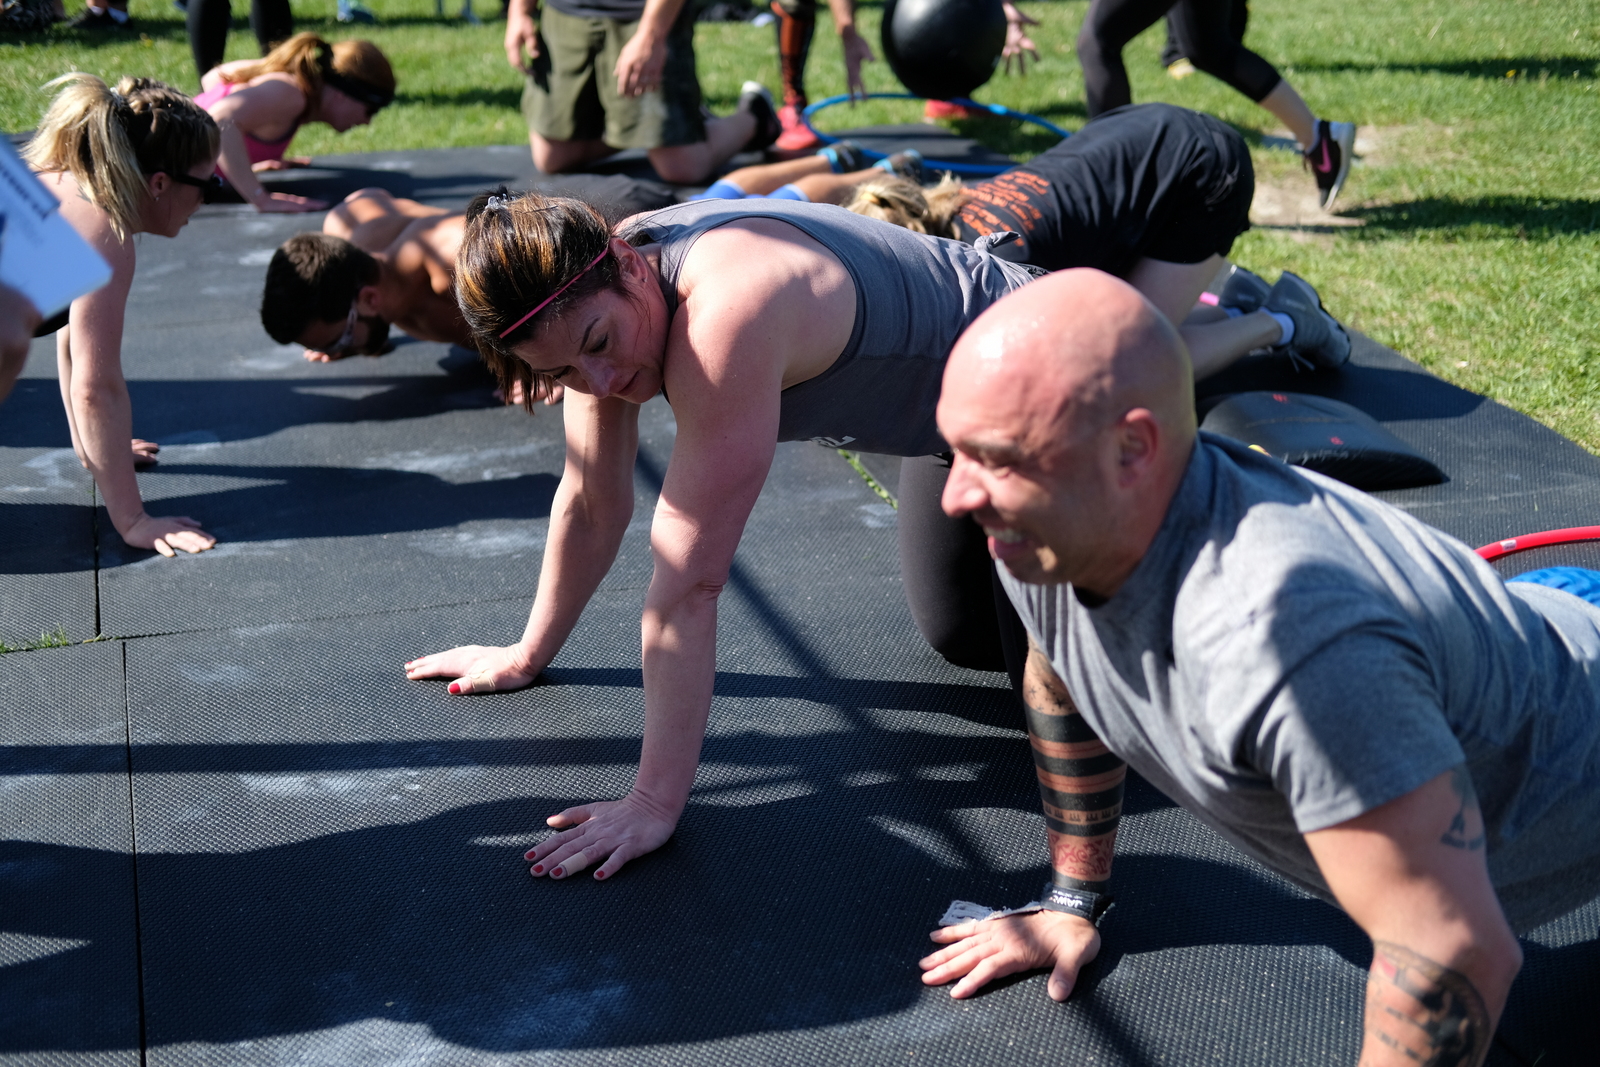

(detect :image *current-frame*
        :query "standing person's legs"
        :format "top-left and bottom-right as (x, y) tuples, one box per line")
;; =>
(635, 5), (762, 184)
(898, 453), (1017, 676)
(523, 10), (621, 173)
(249, 0), (294, 56)
(1076, 0), (1178, 116)
(187, 0), (232, 78)
(771, 0), (822, 149)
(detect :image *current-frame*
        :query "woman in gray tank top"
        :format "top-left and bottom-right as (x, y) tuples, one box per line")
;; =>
(404, 191), (1036, 880)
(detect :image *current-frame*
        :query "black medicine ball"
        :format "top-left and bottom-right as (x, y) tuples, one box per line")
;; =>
(881, 0), (1007, 101)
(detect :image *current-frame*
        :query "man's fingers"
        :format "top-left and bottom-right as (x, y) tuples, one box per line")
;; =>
(153, 537), (176, 558)
(950, 953), (1019, 998)
(921, 941), (996, 985)
(1046, 959), (1079, 1002)
(928, 921), (981, 943)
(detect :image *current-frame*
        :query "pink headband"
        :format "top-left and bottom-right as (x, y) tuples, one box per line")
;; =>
(498, 248), (610, 339)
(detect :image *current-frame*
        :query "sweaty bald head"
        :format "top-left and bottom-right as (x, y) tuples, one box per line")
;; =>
(942, 269), (1195, 464)
(937, 270), (1198, 593)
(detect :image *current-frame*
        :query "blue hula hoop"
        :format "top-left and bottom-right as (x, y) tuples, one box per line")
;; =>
(799, 92), (1071, 176)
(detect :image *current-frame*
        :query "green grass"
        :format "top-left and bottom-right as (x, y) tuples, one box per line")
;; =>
(4, 0), (1598, 445)
(0, 626), (87, 653)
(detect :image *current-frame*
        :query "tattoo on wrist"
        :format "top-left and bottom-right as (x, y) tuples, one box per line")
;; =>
(1440, 766), (1486, 851)
(1367, 941), (1490, 1067)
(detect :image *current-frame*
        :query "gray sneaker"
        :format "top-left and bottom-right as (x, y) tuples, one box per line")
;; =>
(1217, 264), (1271, 314)
(1264, 270), (1350, 369)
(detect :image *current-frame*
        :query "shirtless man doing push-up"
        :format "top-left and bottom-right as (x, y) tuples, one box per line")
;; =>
(259, 188), (560, 407)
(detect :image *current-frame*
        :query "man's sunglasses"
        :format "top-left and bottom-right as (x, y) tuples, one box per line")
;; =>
(165, 172), (228, 204)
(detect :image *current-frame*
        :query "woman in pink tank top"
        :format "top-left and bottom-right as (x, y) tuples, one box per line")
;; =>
(195, 31), (395, 213)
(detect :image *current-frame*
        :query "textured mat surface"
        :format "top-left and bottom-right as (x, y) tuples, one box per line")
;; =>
(2, 145), (1598, 1066)
(0, 642), (139, 1067)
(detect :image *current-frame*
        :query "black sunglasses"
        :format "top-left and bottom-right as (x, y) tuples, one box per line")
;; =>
(165, 172), (227, 204)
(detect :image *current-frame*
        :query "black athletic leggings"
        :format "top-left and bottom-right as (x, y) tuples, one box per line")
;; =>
(898, 454), (1029, 694)
(1077, 0), (1281, 116)
(187, 0), (293, 79)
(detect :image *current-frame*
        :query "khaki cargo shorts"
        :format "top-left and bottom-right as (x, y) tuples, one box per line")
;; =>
(521, 3), (706, 149)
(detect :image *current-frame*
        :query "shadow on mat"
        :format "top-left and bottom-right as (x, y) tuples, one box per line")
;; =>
(260, 168), (521, 205)
(86, 463), (560, 563)
(1196, 354), (1486, 424)
(0, 784), (1377, 1057)
(1346, 196), (1600, 238)
(0, 372), (511, 451)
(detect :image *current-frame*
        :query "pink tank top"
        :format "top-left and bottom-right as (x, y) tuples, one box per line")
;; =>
(193, 80), (302, 165)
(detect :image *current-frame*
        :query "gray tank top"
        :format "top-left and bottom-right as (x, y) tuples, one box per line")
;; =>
(620, 198), (1038, 456)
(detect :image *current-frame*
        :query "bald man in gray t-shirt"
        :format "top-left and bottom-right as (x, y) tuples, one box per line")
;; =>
(922, 268), (1600, 1067)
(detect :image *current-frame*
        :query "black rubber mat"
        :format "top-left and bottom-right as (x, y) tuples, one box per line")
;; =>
(0, 641), (140, 1066)
(2, 145), (1597, 1065)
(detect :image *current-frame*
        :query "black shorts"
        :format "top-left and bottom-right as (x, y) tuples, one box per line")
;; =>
(953, 103), (1253, 276)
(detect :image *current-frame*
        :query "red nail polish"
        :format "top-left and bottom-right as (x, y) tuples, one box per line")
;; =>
(552, 868), (563, 878)
(594, 870), (605, 880)
(532, 864), (544, 874)
(447, 682), (460, 695)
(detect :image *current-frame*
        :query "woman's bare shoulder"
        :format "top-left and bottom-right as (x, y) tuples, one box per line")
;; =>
(39, 171), (135, 269)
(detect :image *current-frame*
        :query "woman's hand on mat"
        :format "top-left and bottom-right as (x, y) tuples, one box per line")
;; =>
(251, 157), (313, 172)
(1000, 2), (1040, 75)
(920, 911), (1100, 1001)
(496, 379), (566, 407)
(253, 191), (329, 214)
(121, 513), (218, 558)
(525, 791), (680, 880)
(404, 644), (540, 694)
(131, 438), (160, 465)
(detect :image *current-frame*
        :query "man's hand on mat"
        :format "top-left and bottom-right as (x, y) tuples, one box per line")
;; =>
(920, 911), (1100, 1000)
(132, 438), (160, 465)
(122, 514), (218, 558)
(255, 192), (329, 214)
(525, 791), (679, 880)
(404, 644), (540, 694)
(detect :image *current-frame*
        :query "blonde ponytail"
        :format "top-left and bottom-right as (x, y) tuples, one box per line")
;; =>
(23, 74), (219, 240)
(844, 173), (967, 240)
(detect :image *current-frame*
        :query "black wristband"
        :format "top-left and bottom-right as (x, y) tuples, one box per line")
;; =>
(1039, 882), (1114, 926)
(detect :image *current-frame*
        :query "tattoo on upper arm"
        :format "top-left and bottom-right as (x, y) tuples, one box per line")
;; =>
(1440, 765), (1486, 851)
(1367, 941), (1490, 1067)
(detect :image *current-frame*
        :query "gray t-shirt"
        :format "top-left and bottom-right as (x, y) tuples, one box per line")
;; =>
(999, 433), (1600, 932)
(545, 0), (646, 24)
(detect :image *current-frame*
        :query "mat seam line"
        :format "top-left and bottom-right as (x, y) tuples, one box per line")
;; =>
(97, 592), (543, 643)
(120, 639), (151, 1067)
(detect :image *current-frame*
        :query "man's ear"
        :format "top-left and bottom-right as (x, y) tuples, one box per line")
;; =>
(354, 283), (383, 317)
(1115, 408), (1161, 487)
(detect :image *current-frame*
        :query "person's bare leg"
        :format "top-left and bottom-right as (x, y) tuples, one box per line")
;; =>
(791, 168), (882, 205)
(1181, 312), (1282, 379)
(531, 132), (618, 174)
(1258, 80), (1317, 150)
(720, 155), (831, 195)
(1125, 255), (1290, 379)
(649, 112), (757, 185)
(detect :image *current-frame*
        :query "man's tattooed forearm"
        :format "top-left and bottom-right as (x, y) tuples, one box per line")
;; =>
(1440, 765), (1485, 851)
(1366, 941), (1490, 1067)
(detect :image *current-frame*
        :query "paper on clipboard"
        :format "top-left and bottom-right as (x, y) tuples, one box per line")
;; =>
(0, 136), (113, 319)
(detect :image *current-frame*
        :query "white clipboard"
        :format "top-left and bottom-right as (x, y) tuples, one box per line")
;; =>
(0, 136), (113, 319)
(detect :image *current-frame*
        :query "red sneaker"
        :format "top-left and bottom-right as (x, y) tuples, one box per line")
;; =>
(774, 105), (821, 151)
(923, 99), (985, 121)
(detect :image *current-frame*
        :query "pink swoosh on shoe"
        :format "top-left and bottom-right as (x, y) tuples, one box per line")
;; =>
(1320, 140), (1333, 172)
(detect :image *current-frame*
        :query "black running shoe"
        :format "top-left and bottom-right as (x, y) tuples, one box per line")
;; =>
(1304, 119), (1355, 211)
(1217, 264), (1271, 314)
(817, 140), (868, 174)
(1264, 270), (1350, 370)
(874, 149), (926, 183)
(738, 81), (783, 153)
